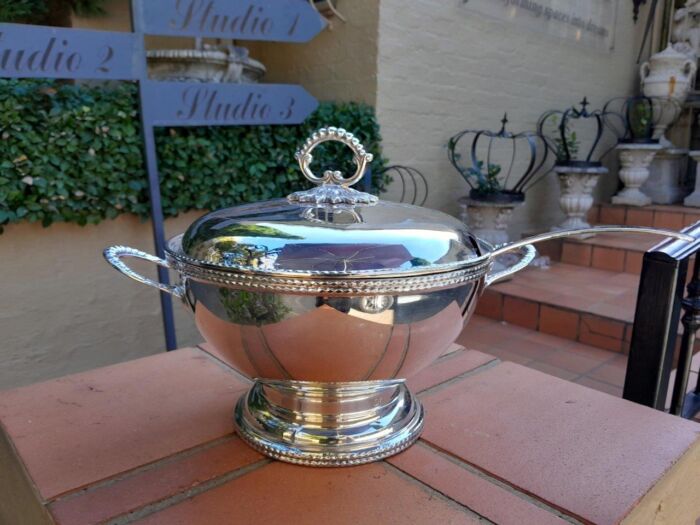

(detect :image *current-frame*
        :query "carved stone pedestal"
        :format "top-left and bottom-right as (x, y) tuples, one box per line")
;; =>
(642, 148), (689, 204)
(612, 143), (662, 207)
(458, 197), (521, 246)
(684, 150), (700, 207)
(552, 165), (607, 238)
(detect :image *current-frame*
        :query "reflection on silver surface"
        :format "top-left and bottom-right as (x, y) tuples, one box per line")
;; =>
(234, 379), (424, 466)
(189, 279), (477, 382)
(103, 127), (696, 467)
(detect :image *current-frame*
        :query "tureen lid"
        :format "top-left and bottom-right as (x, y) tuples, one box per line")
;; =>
(171, 128), (485, 279)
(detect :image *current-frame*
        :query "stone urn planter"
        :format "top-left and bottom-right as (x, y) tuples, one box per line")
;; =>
(640, 45), (696, 146)
(612, 143), (663, 207)
(552, 165), (608, 237)
(643, 148), (689, 204)
(684, 150), (700, 207)
(458, 192), (525, 277)
(147, 44), (265, 83)
(458, 192), (524, 246)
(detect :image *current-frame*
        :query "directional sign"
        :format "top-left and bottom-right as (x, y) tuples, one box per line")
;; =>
(142, 81), (319, 127)
(140, 0), (326, 42)
(0, 0), (323, 351)
(0, 23), (137, 80)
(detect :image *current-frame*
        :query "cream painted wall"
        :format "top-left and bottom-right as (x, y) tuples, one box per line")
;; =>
(246, 0), (379, 105)
(0, 214), (202, 389)
(375, 0), (649, 236)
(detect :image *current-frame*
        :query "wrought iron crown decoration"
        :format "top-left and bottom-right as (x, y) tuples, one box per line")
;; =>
(447, 114), (550, 200)
(603, 95), (681, 144)
(538, 97), (615, 168)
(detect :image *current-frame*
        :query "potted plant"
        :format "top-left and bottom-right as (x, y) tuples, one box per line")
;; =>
(538, 98), (610, 234)
(448, 115), (548, 246)
(603, 96), (667, 207)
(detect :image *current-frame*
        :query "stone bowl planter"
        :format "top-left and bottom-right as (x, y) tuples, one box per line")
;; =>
(147, 46), (266, 83)
(552, 163), (608, 238)
(458, 191), (524, 246)
(612, 143), (663, 207)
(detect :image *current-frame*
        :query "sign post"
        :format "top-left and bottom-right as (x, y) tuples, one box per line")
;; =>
(0, 0), (324, 351)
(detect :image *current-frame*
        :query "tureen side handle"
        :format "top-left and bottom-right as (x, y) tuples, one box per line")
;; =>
(485, 244), (537, 287)
(103, 245), (185, 300)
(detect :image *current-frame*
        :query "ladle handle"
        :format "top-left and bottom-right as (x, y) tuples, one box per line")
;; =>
(489, 226), (695, 259)
(485, 244), (537, 287)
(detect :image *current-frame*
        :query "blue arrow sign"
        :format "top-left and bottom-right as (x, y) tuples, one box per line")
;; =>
(140, 0), (326, 42)
(0, 23), (137, 80)
(142, 81), (319, 127)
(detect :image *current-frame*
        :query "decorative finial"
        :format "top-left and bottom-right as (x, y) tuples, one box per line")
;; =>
(288, 127), (378, 206)
(499, 113), (509, 135)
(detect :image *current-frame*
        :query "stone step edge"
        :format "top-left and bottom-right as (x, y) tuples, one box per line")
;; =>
(591, 203), (700, 230)
(477, 288), (631, 354)
(477, 288), (697, 356)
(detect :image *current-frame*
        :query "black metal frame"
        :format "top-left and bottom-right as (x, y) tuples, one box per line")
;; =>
(603, 95), (682, 144)
(362, 165), (429, 206)
(623, 222), (700, 418)
(447, 114), (550, 197)
(538, 98), (610, 167)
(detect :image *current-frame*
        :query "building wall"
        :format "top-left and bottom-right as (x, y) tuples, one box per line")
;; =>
(374, 1), (648, 235)
(0, 214), (202, 389)
(73, 0), (379, 105)
(246, 0), (379, 106)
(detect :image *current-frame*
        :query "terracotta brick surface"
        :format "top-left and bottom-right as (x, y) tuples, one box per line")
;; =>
(135, 461), (482, 525)
(579, 315), (625, 353)
(474, 289), (502, 320)
(653, 211), (685, 230)
(560, 242), (592, 267)
(624, 251), (644, 274)
(49, 437), (263, 525)
(421, 362), (700, 525)
(502, 296), (539, 329)
(0, 349), (248, 500)
(388, 443), (569, 525)
(591, 246), (626, 273)
(539, 306), (579, 340)
(626, 208), (654, 227)
(2, 336), (699, 524)
(684, 212), (700, 226)
(598, 205), (626, 225)
(407, 348), (495, 393)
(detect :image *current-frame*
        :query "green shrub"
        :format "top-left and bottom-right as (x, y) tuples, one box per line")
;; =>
(0, 79), (387, 231)
(0, 0), (47, 23)
(0, 0), (105, 23)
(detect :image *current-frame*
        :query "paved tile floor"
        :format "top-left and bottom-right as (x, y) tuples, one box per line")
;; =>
(459, 315), (700, 422)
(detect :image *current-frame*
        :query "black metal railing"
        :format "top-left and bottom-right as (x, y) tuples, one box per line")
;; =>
(623, 222), (700, 419)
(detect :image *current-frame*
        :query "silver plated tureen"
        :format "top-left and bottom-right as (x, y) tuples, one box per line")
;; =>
(105, 128), (692, 466)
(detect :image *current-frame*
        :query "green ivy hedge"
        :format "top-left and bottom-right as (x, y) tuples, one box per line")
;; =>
(0, 80), (387, 231)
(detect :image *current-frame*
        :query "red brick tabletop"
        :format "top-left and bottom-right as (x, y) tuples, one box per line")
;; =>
(1, 345), (699, 525)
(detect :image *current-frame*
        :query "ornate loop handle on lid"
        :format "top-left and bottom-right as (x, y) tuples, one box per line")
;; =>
(288, 127), (378, 205)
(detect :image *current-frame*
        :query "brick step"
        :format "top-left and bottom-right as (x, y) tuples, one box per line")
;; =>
(477, 262), (640, 354)
(592, 202), (700, 229)
(558, 232), (659, 274)
(460, 315), (700, 412)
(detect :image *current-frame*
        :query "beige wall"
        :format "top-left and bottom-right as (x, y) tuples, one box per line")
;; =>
(375, 1), (648, 236)
(0, 214), (202, 389)
(246, 0), (379, 105)
(73, 0), (378, 105)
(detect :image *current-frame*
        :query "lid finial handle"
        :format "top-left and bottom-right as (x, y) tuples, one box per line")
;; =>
(289, 127), (378, 205)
